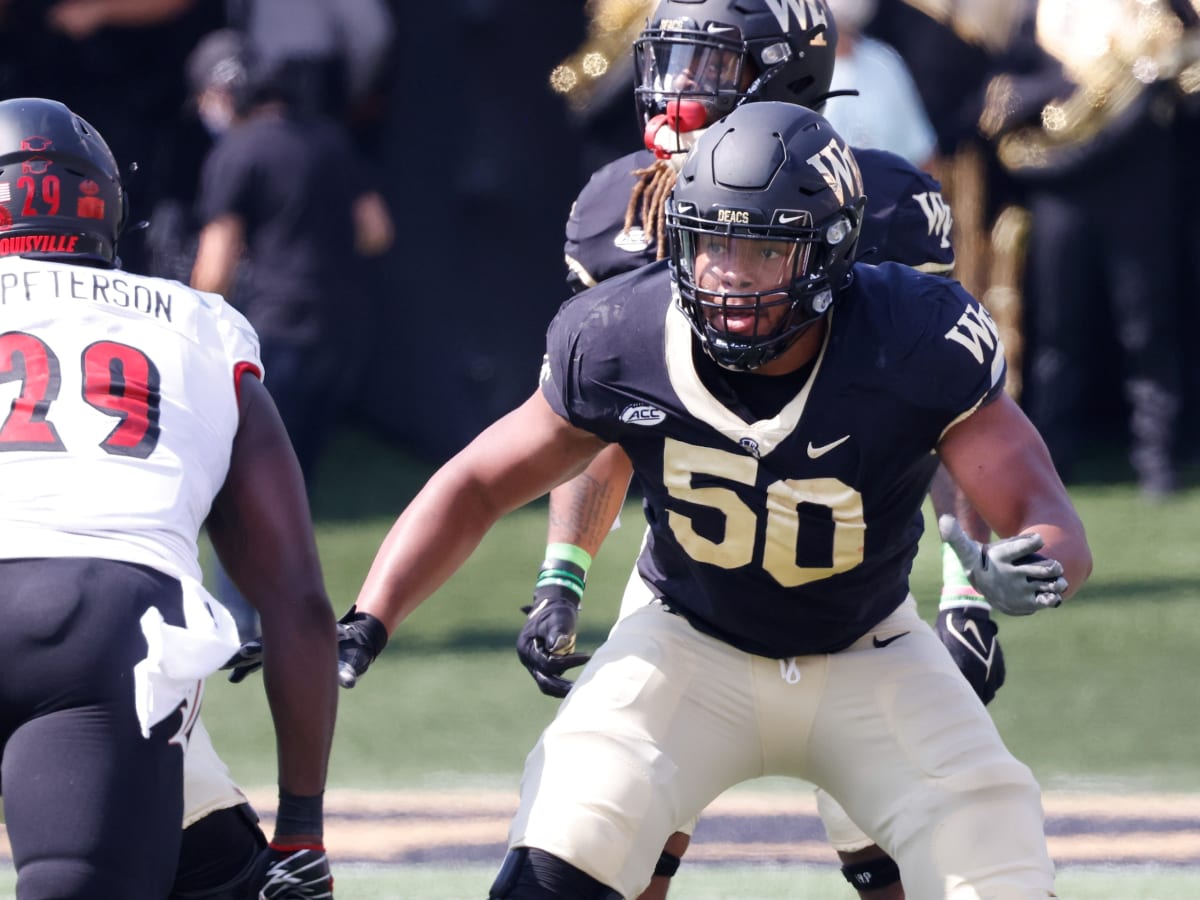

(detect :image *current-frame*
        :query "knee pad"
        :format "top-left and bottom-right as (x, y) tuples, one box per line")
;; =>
(488, 847), (621, 900)
(841, 855), (901, 892)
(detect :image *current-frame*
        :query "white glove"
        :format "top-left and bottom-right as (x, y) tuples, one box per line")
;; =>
(938, 515), (1067, 616)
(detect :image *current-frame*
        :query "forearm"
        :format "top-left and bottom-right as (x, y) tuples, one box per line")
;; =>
(546, 443), (633, 558)
(189, 257), (234, 299)
(87, 0), (195, 24)
(51, 0), (195, 29)
(190, 216), (243, 299)
(356, 391), (607, 632)
(928, 464), (989, 542)
(940, 394), (1092, 599)
(1010, 511), (1092, 600)
(355, 462), (520, 632)
(261, 598), (337, 798)
(983, 459), (1092, 601)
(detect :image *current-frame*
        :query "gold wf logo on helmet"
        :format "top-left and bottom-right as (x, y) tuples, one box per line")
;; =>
(805, 138), (862, 206)
(763, 0), (829, 35)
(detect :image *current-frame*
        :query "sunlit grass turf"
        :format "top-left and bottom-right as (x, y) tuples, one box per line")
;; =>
(189, 429), (1200, 899)
(205, 429), (1200, 794)
(1, 864), (1189, 899)
(325, 863), (1200, 899)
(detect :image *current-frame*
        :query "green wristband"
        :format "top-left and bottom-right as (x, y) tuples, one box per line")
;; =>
(535, 543), (593, 602)
(940, 540), (990, 610)
(544, 543), (593, 573)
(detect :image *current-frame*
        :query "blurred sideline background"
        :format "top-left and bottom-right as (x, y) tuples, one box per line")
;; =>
(1, 0), (1199, 896)
(1, 0), (1191, 474)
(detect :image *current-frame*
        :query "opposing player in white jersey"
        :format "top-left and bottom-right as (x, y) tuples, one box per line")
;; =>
(0, 97), (337, 898)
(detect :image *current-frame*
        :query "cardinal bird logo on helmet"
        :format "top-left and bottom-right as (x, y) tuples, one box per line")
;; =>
(19, 136), (53, 175)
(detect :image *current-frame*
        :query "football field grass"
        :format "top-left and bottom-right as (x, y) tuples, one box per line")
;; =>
(207, 429), (1200, 795)
(186, 863), (1200, 898)
(0, 863), (1195, 897)
(197, 429), (1200, 896)
(7, 429), (1198, 897)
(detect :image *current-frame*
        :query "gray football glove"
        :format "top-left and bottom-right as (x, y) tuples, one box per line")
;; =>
(938, 514), (1067, 616)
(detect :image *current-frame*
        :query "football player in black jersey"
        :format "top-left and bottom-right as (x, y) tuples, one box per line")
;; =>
(528, 0), (980, 896)
(347, 103), (1090, 899)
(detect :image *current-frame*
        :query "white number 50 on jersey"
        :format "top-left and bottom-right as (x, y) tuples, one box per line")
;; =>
(663, 438), (864, 587)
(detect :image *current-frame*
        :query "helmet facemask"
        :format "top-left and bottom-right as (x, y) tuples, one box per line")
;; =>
(668, 201), (862, 371)
(633, 0), (839, 160)
(635, 25), (754, 159)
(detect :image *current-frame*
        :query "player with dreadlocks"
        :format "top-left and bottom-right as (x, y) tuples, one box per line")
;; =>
(565, 0), (860, 292)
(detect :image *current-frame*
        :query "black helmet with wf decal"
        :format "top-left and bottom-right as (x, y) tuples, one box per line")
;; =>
(0, 98), (125, 266)
(635, 0), (839, 158)
(667, 101), (865, 370)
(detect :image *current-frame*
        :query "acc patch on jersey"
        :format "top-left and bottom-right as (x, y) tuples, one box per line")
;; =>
(620, 403), (665, 425)
(614, 227), (652, 253)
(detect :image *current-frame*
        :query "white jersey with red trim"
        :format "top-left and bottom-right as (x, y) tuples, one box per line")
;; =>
(0, 255), (262, 583)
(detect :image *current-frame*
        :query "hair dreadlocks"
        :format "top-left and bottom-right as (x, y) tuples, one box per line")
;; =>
(622, 159), (678, 261)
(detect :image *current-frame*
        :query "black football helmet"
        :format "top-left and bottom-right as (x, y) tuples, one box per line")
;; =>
(0, 98), (125, 266)
(635, 0), (838, 157)
(667, 101), (865, 371)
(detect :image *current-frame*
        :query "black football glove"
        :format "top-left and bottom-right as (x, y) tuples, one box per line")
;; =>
(939, 515), (1068, 616)
(222, 637), (264, 684)
(336, 605), (389, 689)
(936, 605), (1006, 705)
(252, 842), (333, 898)
(516, 583), (591, 699)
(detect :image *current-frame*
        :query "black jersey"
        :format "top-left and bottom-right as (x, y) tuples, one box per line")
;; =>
(541, 260), (1005, 657)
(563, 147), (955, 292)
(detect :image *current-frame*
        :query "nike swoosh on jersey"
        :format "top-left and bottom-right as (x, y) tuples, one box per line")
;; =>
(872, 631), (909, 649)
(806, 434), (851, 458)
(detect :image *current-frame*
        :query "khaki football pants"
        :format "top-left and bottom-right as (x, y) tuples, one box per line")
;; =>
(508, 593), (1054, 899)
(183, 716), (250, 828)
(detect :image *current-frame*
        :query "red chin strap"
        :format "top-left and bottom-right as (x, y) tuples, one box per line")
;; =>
(643, 100), (708, 158)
